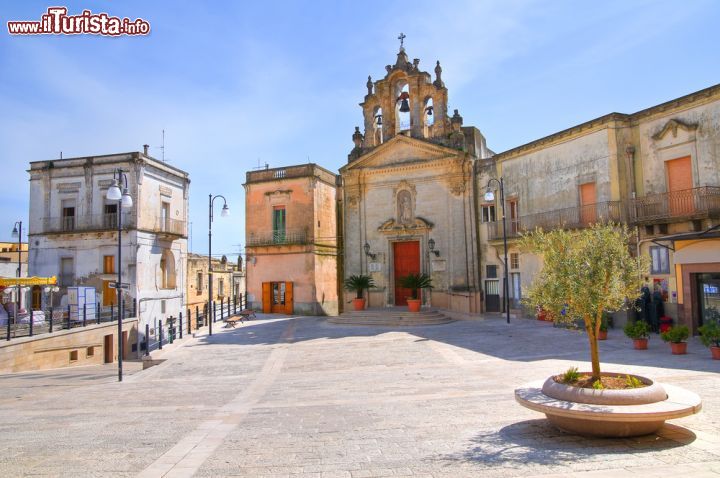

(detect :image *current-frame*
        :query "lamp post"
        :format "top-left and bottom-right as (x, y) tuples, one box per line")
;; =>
(208, 194), (229, 336)
(484, 178), (510, 324)
(106, 169), (133, 382)
(9, 221), (22, 340)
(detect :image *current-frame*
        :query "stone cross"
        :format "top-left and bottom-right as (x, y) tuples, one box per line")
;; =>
(398, 32), (406, 48)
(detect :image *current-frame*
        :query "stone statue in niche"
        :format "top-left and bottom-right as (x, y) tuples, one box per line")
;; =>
(397, 190), (412, 224)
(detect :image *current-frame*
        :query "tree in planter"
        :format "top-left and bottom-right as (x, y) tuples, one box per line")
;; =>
(344, 275), (375, 300)
(398, 273), (433, 301)
(521, 223), (647, 382)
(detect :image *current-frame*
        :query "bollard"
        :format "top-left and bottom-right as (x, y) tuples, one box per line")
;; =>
(158, 319), (163, 350)
(49, 306), (54, 333)
(220, 298), (224, 321)
(83, 303), (87, 327)
(133, 298), (137, 317)
(187, 308), (192, 334)
(29, 309), (34, 337)
(179, 312), (183, 340)
(66, 305), (71, 330)
(111, 302), (114, 322)
(145, 323), (150, 355)
(97, 302), (101, 324)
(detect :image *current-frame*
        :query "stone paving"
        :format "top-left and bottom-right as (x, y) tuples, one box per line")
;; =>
(0, 315), (719, 477)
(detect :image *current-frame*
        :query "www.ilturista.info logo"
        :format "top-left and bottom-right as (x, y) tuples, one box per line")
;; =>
(7, 7), (150, 36)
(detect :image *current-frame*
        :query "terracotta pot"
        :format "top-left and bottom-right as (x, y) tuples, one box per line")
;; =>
(597, 330), (608, 341)
(633, 338), (648, 350)
(352, 298), (366, 311)
(711, 346), (720, 360)
(407, 299), (422, 312)
(670, 342), (688, 355)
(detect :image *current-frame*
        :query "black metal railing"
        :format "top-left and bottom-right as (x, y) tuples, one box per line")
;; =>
(3, 299), (138, 341)
(486, 201), (627, 240)
(631, 186), (720, 224)
(246, 229), (309, 246)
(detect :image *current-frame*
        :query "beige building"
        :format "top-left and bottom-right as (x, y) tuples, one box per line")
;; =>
(186, 253), (244, 328)
(340, 46), (491, 316)
(244, 164), (340, 315)
(480, 84), (720, 332)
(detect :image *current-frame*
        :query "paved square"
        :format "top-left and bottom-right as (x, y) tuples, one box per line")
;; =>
(0, 316), (718, 477)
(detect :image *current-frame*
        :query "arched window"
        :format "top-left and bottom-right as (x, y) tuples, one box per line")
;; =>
(159, 249), (176, 289)
(423, 97), (434, 138)
(395, 82), (411, 134)
(373, 106), (383, 145)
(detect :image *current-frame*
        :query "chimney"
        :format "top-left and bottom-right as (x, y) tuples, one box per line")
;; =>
(143, 144), (149, 156)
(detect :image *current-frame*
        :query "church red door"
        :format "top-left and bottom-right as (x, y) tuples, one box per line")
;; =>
(394, 241), (420, 306)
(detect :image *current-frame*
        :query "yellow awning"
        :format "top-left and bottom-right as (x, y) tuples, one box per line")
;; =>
(0, 276), (57, 287)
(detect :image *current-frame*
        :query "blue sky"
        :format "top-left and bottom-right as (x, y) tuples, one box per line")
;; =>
(1, 0), (719, 260)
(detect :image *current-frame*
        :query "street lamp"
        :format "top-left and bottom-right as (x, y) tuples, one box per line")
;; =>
(8, 221), (22, 341)
(107, 169), (133, 382)
(484, 178), (510, 324)
(208, 194), (229, 336)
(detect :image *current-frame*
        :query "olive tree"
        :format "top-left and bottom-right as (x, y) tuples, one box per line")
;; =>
(520, 223), (647, 381)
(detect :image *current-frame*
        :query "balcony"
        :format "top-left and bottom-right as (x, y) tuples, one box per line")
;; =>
(631, 186), (720, 224)
(486, 201), (627, 241)
(149, 217), (187, 238)
(41, 213), (135, 234)
(246, 229), (310, 247)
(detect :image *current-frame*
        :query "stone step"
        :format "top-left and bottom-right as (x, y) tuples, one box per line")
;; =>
(328, 309), (455, 326)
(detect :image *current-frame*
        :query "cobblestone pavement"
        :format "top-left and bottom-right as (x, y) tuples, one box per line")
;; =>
(1, 316), (719, 477)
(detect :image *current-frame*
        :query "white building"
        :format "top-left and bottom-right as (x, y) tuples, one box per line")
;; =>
(27, 147), (189, 355)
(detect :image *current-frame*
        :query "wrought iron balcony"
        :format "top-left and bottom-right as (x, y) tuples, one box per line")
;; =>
(486, 201), (627, 241)
(246, 229), (310, 247)
(41, 213), (135, 233)
(630, 186), (720, 224)
(149, 217), (187, 237)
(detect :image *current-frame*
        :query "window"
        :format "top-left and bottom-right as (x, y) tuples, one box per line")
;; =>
(102, 255), (116, 306)
(161, 202), (170, 232)
(159, 249), (176, 289)
(481, 204), (496, 223)
(60, 257), (74, 286)
(103, 255), (115, 274)
(218, 279), (224, 298)
(650, 246), (670, 274)
(61, 199), (76, 231)
(196, 271), (203, 295)
(510, 253), (519, 269)
(272, 206), (286, 242)
(486, 264), (498, 279)
(645, 225), (654, 236)
(510, 272), (522, 308)
(104, 203), (118, 228)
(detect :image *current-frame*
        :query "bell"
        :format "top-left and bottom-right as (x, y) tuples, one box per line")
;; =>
(375, 114), (383, 125)
(426, 106), (433, 116)
(399, 98), (410, 113)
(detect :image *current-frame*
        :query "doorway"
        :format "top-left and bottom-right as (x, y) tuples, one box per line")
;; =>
(485, 279), (500, 312)
(393, 241), (420, 306)
(666, 156), (693, 216)
(697, 273), (720, 327)
(103, 334), (113, 363)
(262, 282), (293, 314)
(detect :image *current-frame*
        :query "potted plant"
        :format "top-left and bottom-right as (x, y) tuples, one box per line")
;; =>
(398, 273), (433, 312)
(698, 319), (720, 360)
(624, 320), (650, 349)
(598, 312), (612, 340)
(343, 274), (375, 311)
(661, 325), (690, 355)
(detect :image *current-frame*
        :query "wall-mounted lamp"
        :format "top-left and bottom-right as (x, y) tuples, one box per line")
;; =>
(363, 242), (376, 260)
(428, 238), (440, 257)
(248, 255), (257, 266)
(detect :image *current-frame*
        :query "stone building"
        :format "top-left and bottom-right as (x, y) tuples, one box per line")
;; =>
(480, 83), (720, 332)
(244, 164), (340, 315)
(27, 147), (190, 354)
(186, 253), (244, 329)
(340, 45), (492, 316)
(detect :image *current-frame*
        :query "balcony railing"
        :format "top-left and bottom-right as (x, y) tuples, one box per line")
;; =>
(631, 186), (720, 224)
(246, 229), (310, 247)
(41, 213), (135, 233)
(149, 217), (187, 237)
(486, 201), (627, 241)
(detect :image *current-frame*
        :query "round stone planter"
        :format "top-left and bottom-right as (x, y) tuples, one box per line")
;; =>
(633, 338), (648, 350)
(670, 342), (688, 355)
(515, 373), (702, 438)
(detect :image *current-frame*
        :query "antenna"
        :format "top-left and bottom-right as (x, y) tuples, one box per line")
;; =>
(252, 158), (269, 170)
(161, 129), (166, 162)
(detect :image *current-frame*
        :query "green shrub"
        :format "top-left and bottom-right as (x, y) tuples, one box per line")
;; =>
(624, 321), (650, 340)
(661, 325), (689, 344)
(592, 379), (604, 390)
(561, 366), (580, 383)
(625, 375), (643, 388)
(343, 274), (375, 299)
(398, 273), (433, 300)
(698, 320), (720, 348)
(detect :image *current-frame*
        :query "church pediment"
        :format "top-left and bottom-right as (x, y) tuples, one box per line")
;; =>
(652, 118), (698, 140)
(341, 135), (460, 172)
(378, 216), (434, 234)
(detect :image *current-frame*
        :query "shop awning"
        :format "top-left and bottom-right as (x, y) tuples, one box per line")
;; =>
(0, 276), (57, 287)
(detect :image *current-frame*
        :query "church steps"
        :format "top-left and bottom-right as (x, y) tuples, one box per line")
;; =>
(327, 309), (455, 326)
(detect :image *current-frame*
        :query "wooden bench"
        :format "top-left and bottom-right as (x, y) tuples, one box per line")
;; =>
(238, 309), (256, 321)
(224, 316), (243, 328)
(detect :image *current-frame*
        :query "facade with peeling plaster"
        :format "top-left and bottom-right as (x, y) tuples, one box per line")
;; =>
(27, 149), (189, 354)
